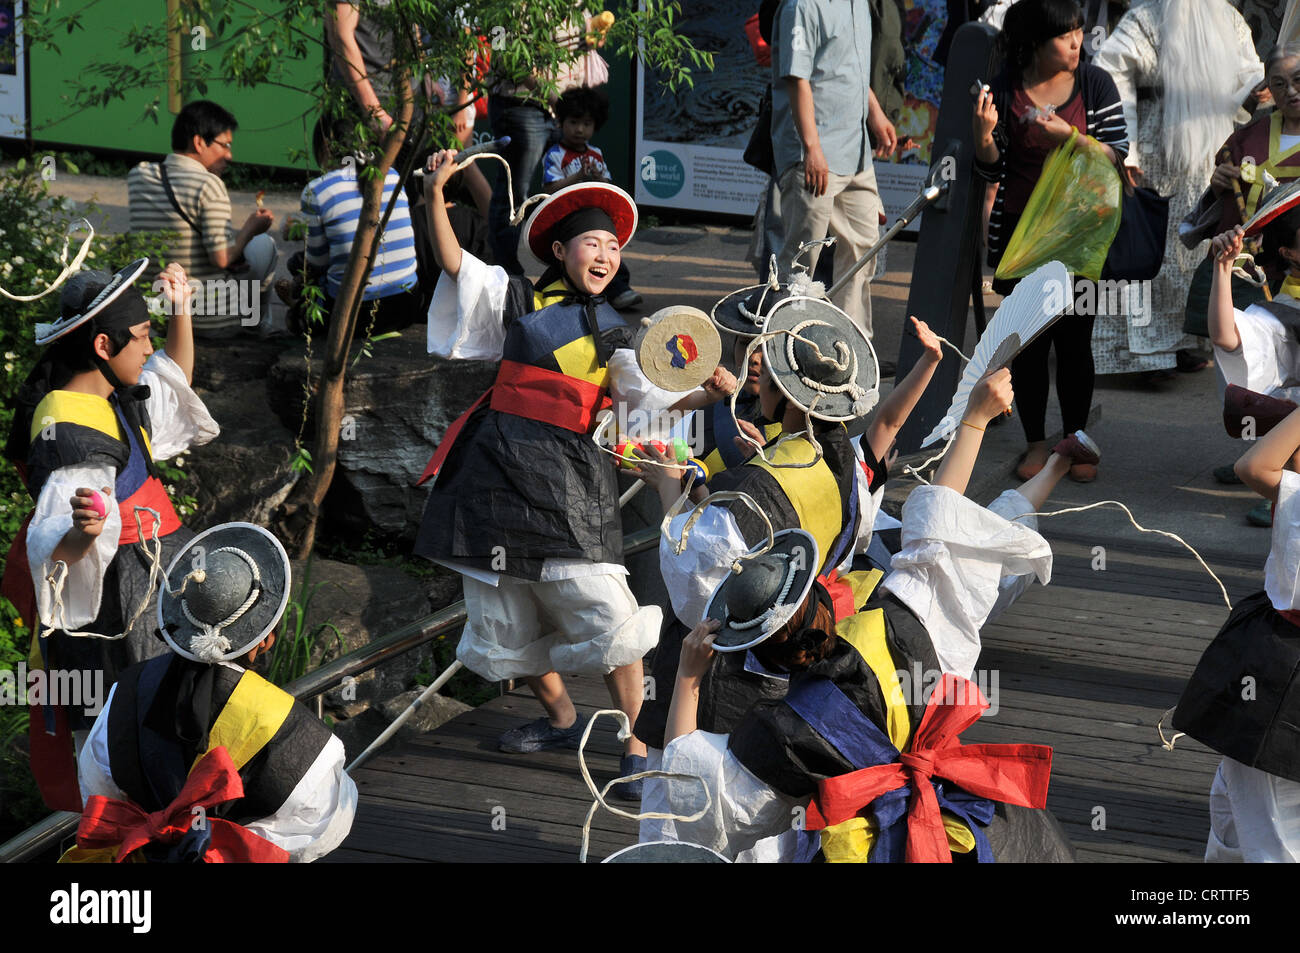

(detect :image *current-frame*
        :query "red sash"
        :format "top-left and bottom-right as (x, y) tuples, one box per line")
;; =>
(117, 476), (182, 545)
(417, 361), (611, 486)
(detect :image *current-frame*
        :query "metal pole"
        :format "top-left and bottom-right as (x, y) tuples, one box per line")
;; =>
(826, 184), (943, 302)
(347, 660), (464, 772)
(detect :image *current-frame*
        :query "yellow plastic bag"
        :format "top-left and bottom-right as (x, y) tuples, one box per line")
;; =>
(995, 130), (1122, 282)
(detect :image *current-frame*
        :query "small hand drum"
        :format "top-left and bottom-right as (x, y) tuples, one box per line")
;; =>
(633, 306), (723, 392)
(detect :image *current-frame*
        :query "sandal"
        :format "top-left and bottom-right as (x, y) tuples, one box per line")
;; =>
(1014, 443), (1051, 480)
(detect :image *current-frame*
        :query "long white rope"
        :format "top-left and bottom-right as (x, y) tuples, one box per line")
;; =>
(1009, 500), (1231, 610)
(42, 505), (201, 642)
(0, 218), (94, 303)
(576, 709), (714, 863)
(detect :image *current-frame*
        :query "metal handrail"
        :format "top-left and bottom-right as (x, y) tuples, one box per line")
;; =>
(0, 523), (664, 863)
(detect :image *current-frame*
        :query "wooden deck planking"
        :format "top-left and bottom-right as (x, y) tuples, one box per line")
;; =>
(331, 535), (1252, 862)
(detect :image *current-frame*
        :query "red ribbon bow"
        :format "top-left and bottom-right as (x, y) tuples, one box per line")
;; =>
(77, 746), (289, 863)
(804, 672), (1053, 863)
(817, 570), (857, 623)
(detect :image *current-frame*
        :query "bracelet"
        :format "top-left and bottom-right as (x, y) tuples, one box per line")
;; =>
(961, 419), (985, 432)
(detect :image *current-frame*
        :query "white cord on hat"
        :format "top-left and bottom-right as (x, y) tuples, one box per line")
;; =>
(1, 219), (94, 303)
(41, 505), (192, 642)
(181, 546), (263, 663)
(727, 554), (799, 634)
(577, 709), (714, 864)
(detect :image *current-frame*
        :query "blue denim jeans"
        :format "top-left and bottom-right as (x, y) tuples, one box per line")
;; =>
(488, 98), (555, 275)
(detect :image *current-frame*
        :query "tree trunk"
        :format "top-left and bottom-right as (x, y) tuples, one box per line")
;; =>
(274, 79), (415, 558)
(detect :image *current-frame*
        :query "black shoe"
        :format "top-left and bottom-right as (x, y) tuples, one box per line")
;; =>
(497, 715), (587, 753)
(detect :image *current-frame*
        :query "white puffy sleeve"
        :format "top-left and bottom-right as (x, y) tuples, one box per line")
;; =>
(140, 351), (219, 460)
(880, 484), (1052, 680)
(243, 734), (359, 863)
(1093, 12), (1150, 168)
(78, 684), (125, 804)
(1213, 306), (1295, 397)
(659, 729), (799, 860)
(660, 504), (750, 628)
(426, 250), (510, 360)
(28, 464), (121, 633)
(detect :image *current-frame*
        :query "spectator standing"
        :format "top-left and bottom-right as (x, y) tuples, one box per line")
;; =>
(486, 13), (606, 276)
(769, 0), (898, 359)
(127, 101), (278, 337)
(541, 87), (642, 309)
(973, 0), (1127, 482)
(1091, 0), (1263, 378)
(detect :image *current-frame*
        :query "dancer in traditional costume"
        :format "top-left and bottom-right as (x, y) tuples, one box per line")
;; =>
(631, 300), (932, 751)
(1207, 218), (1300, 526)
(414, 149), (734, 787)
(1, 261), (218, 809)
(64, 523), (356, 863)
(1173, 407), (1300, 861)
(648, 370), (1098, 861)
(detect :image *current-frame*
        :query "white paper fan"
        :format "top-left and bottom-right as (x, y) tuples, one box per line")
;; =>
(920, 261), (1072, 447)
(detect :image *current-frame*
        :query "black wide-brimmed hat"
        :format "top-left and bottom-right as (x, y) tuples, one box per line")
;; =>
(36, 258), (150, 346)
(705, 529), (819, 654)
(711, 281), (795, 337)
(158, 522), (291, 663)
(762, 296), (879, 422)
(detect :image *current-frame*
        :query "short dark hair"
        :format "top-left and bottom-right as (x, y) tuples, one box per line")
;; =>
(998, 0), (1084, 74)
(554, 86), (609, 130)
(172, 100), (239, 153)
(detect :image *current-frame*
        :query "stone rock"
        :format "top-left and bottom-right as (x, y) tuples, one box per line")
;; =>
(268, 325), (498, 543)
(326, 708), (391, 766)
(183, 338), (301, 527)
(380, 688), (472, 738)
(283, 556), (434, 717)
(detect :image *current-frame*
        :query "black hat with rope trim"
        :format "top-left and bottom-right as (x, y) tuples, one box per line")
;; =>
(158, 522), (291, 664)
(761, 296), (879, 422)
(36, 258), (152, 392)
(705, 528), (820, 654)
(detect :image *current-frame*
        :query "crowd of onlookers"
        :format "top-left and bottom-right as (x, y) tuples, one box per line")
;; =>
(124, 0), (1297, 512)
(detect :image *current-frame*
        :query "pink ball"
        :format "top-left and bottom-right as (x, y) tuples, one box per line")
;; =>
(87, 491), (108, 520)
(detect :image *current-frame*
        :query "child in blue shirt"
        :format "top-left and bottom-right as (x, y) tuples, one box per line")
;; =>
(542, 87), (642, 311)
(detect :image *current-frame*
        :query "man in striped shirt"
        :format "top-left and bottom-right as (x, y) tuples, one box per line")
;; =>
(127, 100), (279, 337)
(298, 129), (420, 333)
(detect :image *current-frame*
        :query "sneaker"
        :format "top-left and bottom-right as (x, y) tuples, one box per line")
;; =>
(1247, 499), (1274, 528)
(610, 753), (647, 801)
(611, 289), (643, 311)
(1223, 384), (1298, 439)
(497, 715), (587, 753)
(1052, 430), (1101, 467)
(1213, 464), (1243, 485)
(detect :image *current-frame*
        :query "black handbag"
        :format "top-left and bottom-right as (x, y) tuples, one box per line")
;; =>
(743, 84), (775, 176)
(1101, 184), (1169, 281)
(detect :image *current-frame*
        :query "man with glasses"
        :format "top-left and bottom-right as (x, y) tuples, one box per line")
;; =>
(128, 100), (280, 338)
